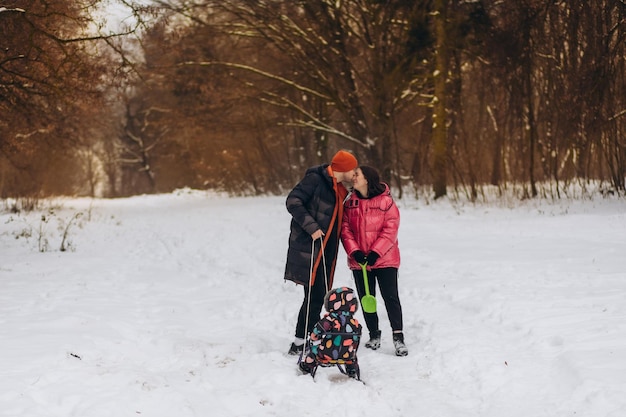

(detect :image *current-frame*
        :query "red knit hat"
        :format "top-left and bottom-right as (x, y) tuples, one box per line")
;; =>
(331, 150), (358, 172)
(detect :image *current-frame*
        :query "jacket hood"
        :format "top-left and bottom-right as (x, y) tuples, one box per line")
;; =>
(355, 182), (390, 199)
(324, 287), (359, 315)
(301, 164), (335, 190)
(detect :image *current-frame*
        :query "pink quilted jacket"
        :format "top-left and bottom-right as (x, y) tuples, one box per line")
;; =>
(341, 184), (401, 271)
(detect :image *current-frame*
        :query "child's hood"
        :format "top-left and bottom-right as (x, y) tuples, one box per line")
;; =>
(324, 287), (359, 315)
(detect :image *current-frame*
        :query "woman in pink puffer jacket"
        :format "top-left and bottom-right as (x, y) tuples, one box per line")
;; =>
(341, 166), (408, 356)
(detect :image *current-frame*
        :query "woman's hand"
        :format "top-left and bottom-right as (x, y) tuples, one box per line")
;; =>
(352, 250), (366, 264)
(366, 251), (380, 266)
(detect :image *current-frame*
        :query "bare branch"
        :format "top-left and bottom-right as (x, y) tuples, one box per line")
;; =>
(179, 60), (331, 101)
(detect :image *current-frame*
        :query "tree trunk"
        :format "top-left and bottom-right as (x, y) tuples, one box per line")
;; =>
(432, 0), (448, 199)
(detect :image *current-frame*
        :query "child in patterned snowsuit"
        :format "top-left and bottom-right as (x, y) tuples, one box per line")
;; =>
(298, 287), (362, 379)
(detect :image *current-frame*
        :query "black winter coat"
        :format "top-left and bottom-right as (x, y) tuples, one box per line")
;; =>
(284, 164), (347, 287)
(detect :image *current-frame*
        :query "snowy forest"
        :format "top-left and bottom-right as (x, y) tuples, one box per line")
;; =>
(2, 0), (626, 201)
(3, 4), (626, 414)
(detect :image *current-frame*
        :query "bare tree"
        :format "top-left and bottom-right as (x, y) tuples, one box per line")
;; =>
(145, 1), (432, 184)
(432, 0), (448, 199)
(0, 0), (141, 197)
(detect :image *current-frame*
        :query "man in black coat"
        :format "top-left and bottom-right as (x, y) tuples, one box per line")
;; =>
(284, 150), (358, 355)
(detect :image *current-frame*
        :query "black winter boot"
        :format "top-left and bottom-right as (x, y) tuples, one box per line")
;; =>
(299, 361), (317, 377)
(393, 332), (408, 356)
(345, 362), (360, 380)
(365, 330), (381, 350)
(288, 342), (304, 356)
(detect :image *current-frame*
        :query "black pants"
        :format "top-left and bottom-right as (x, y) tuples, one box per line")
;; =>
(294, 268), (328, 339)
(352, 267), (403, 335)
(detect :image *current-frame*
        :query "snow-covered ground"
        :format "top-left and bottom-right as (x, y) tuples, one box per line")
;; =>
(1, 190), (625, 417)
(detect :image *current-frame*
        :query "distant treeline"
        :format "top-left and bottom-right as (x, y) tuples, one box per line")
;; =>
(1, 1), (625, 200)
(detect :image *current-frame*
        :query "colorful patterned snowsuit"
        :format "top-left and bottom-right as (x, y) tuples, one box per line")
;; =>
(300, 287), (362, 378)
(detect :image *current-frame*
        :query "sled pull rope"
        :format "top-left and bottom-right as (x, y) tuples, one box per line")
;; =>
(320, 237), (329, 291)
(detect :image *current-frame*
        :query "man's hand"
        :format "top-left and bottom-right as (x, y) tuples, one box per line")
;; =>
(311, 229), (324, 240)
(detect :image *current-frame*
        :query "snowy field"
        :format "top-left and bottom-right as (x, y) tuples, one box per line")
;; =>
(1, 189), (625, 417)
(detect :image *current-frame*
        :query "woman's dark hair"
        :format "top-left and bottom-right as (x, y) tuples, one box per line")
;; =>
(359, 165), (386, 198)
